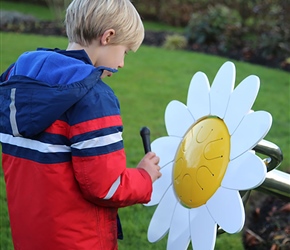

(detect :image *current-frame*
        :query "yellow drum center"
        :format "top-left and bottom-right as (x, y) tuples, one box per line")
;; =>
(173, 117), (230, 208)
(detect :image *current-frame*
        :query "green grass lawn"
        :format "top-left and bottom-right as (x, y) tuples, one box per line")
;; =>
(0, 31), (289, 250)
(0, 1), (55, 20)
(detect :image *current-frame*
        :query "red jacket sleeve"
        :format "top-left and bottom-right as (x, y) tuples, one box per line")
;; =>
(69, 84), (152, 207)
(73, 151), (152, 207)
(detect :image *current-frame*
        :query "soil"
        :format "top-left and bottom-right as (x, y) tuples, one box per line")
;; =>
(1, 12), (290, 249)
(243, 193), (290, 250)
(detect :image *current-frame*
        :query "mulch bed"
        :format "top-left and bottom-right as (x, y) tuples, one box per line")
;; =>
(243, 193), (290, 250)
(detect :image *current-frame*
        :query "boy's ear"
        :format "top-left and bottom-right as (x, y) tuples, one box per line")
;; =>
(100, 29), (116, 45)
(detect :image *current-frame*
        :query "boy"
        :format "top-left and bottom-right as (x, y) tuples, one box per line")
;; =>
(0, 0), (161, 249)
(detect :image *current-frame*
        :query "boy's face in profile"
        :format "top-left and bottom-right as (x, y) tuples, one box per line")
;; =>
(96, 44), (129, 78)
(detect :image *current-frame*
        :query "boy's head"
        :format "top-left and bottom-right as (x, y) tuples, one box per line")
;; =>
(65, 0), (144, 52)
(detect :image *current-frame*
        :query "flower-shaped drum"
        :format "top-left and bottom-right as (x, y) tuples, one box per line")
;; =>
(144, 61), (272, 250)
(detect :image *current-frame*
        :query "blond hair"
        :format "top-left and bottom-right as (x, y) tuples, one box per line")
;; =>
(65, 0), (144, 52)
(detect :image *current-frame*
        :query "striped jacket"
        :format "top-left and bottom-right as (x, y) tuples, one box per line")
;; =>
(0, 48), (152, 250)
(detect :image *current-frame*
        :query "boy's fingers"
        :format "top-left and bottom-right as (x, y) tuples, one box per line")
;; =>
(146, 152), (160, 164)
(156, 170), (162, 180)
(153, 156), (160, 164)
(146, 151), (155, 158)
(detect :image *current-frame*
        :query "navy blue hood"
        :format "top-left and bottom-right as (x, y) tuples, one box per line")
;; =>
(0, 49), (117, 138)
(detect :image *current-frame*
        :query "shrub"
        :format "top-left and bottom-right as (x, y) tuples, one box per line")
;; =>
(185, 4), (242, 51)
(163, 34), (187, 50)
(133, 0), (198, 27)
(254, 4), (290, 60)
(258, 27), (290, 59)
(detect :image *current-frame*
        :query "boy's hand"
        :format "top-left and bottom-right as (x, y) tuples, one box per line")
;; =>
(137, 152), (161, 183)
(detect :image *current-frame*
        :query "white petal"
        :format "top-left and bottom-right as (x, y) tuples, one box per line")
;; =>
(206, 187), (245, 233)
(144, 162), (173, 206)
(210, 61), (235, 118)
(167, 203), (190, 250)
(222, 150), (267, 190)
(165, 100), (195, 137)
(224, 75), (260, 134)
(230, 111), (272, 160)
(148, 185), (177, 243)
(187, 72), (210, 120)
(190, 206), (217, 250)
(151, 136), (181, 167)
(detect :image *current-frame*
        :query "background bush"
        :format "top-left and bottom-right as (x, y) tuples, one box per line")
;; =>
(163, 34), (187, 50)
(134, 0), (290, 63)
(185, 4), (242, 51)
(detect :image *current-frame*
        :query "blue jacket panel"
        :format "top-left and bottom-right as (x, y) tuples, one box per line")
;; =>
(0, 49), (117, 138)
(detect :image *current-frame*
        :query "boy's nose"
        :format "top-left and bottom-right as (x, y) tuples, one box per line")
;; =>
(118, 60), (124, 68)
